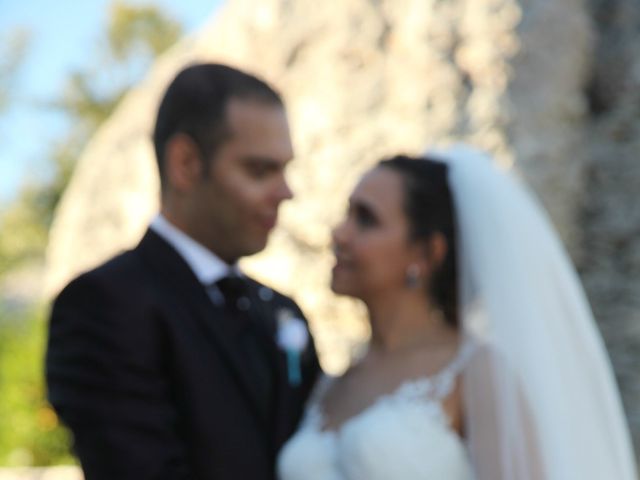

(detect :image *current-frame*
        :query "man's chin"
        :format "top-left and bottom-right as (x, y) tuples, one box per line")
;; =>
(242, 238), (269, 258)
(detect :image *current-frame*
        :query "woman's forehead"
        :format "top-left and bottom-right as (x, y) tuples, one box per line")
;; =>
(352, 167), (402, 201)
(349, 168), (406, 217)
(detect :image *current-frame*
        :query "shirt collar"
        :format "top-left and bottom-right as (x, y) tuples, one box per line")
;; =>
(150, 214), (240, 285)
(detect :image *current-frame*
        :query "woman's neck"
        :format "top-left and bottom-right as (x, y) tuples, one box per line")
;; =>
(365, 292), (457, 354)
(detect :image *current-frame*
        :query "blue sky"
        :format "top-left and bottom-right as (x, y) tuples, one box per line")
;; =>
(0, 0), (224, 205)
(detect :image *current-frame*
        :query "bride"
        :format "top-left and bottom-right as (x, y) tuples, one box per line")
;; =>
(277, 145), (637, 479)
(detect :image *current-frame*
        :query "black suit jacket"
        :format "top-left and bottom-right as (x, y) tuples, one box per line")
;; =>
(46, 229), (321, 480)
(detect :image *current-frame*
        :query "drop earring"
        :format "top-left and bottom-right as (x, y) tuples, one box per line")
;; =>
(405, 264), (421, 288)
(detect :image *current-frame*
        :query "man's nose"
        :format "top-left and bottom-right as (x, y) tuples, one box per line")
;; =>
(281, 178), (293, 200)
(275, 175), (293, 202)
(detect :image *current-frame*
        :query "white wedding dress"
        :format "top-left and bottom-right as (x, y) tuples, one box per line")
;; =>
(277, 342), (475, 480)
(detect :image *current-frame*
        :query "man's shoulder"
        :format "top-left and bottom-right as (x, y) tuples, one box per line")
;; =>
(97, 247), (148, 277)
(80, 248), (143, 282)
(55, 248), (147, 303)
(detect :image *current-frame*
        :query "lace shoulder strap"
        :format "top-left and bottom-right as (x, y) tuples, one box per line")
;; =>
(299, 374), (336, 429)
(306, 373), (336, 407)
(397, 339), (477, 402)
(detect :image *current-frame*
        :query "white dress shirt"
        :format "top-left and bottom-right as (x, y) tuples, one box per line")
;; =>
(149, 214), (240, 286)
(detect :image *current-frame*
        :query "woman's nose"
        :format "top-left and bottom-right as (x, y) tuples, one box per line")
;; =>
(332, 219), (349, 248)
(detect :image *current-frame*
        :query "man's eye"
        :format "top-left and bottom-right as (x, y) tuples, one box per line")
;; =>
(247, 165), (270, 178)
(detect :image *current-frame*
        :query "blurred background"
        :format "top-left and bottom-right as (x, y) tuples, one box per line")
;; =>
(0, 0), (638, 477)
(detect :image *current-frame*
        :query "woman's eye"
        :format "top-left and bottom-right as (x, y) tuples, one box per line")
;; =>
(354, 206), (377, 228)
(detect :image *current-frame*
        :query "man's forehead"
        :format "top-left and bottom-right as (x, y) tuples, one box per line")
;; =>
(225, 96), (286, 122)
(222, 98), (292, 150)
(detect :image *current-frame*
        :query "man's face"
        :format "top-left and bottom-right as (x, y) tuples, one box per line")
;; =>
(187, 98), (294, 263)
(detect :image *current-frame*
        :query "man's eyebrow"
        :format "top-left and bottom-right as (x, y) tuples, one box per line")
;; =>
(241, 155), (291, 167)
(242, 155), (277, 163)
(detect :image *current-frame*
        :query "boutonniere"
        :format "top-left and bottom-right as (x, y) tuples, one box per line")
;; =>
(276, 308), (309, 387)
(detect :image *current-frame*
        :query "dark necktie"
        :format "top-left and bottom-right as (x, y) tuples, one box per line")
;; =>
(216, 276), (253, 333)
(215, 275), (274, 416)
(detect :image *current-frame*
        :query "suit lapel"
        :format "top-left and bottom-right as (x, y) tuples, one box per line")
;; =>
(245, 283), (301, 448)
(272, 345), (295, 448)
(135, 229), (270, 427)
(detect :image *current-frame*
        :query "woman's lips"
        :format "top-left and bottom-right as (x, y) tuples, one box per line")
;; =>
(333, 258), (353, 271)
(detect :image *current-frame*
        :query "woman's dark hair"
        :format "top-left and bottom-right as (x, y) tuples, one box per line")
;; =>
(378, 155), (458, 327)
(153, 63), (283, 187)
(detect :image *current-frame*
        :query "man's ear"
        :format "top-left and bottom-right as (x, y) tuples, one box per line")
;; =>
(163, 134), (203, 192)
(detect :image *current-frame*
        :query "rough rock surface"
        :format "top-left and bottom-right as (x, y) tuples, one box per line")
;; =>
(44, 0), (639, 453)
(580, 0), (640, 454)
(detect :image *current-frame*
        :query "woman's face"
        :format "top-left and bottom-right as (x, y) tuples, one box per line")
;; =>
(331, 167), (424, 301)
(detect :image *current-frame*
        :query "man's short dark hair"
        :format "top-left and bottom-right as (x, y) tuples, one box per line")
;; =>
(152, 63), (283, 184)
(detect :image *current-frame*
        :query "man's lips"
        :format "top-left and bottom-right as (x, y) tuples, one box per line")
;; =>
(259, 215), (278, 230)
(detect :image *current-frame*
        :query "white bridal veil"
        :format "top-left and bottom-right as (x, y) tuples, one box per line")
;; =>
(428, 145), (637, 480)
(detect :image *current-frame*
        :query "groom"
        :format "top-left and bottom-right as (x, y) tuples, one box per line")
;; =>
(46, 63), (321, 480)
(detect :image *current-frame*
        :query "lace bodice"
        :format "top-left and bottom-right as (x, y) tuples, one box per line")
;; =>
(277, 342), (475, 480)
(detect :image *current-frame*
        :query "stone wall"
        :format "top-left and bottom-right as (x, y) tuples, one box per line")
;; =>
(580, 0), (640, 455)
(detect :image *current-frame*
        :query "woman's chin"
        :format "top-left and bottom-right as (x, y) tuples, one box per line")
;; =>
(330, 279), (359, 298)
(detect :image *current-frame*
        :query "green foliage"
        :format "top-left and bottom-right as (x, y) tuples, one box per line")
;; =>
(0, 142), (77, 277)
(0, 304), (74, 466)
(51, 1), (182, 136)
(45, 0), (183, 201)
(0, 0), (186, 466)
(56, 71), (125, 135)
(0, 29), (30, 114)
(0, 1), (184, 278)
(108, 1), (182, 61)
(0, 173), (60, 276)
